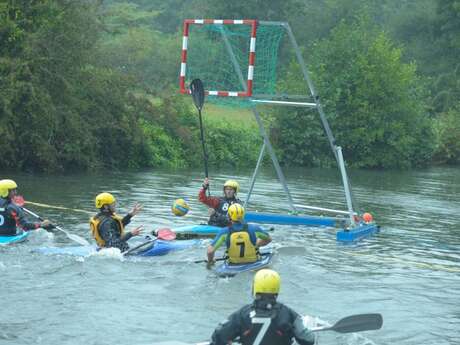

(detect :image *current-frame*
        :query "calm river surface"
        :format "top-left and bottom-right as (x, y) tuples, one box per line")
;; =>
(1, 167), (459, 345)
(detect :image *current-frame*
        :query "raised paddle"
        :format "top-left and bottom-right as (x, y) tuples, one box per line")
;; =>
(311, 313), (383, 333)
(122, 228), (176, 256)
(13, 195), (90, 246)
(190, 78), (210, 194)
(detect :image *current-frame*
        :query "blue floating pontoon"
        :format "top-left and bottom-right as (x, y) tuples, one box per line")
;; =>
(336, 224), (380, 242)
(245, 211), (340, 227)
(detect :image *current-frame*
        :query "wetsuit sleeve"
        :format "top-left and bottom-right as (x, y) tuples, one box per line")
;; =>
(120, 231), (134, 242)
(121, 213), (132, 226)
(198, 188), (220, 209)
(10, 205), (41, 231)
(211, 228), (228, 251)
(250, 224), (271, 241)
(210, 307), (244, 345)
(292, 312), (315, 345)
(98, 218), (129, 251)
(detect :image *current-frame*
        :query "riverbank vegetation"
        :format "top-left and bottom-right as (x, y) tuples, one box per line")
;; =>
(1, 0), (459, 172)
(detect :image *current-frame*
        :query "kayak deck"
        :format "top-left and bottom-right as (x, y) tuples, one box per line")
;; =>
(34, 239), (201, 257)
(215, 252), (273, 277)
(0, 232), (29, 245)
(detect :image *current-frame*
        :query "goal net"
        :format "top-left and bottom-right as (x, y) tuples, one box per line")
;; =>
(179, 20), (286, 106)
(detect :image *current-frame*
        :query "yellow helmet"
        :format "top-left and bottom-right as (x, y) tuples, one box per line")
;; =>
(0, 179), (18, 198)
(224, 179), (239, 193)
(228, 203), (245, 222)
(253, 269), (281, 296)
(95, 192), (116, 209)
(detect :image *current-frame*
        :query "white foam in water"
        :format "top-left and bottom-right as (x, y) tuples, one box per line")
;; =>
(303, 314), (329, 345)
(303, 314), (329, 329)
(348, 332), (377, 345)
(90, 247), (124, 260)
(28, 229), (54, 244)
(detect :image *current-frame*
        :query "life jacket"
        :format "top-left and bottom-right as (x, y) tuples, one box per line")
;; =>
(209, 197), (241, 227)
(0, 199), (19, 236)
(89, 213), (124, 247)
(226, 224), (258, 264)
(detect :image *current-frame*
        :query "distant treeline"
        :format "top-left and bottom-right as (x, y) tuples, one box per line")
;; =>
(0, 0), (458, 172)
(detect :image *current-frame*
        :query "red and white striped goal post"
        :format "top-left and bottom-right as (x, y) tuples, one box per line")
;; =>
(179, 19), (257, 97)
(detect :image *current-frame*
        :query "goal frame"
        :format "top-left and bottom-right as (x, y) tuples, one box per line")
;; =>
(179, 19), (257, 97)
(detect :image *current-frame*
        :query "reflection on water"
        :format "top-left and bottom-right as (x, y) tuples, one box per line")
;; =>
(1, 166), (459, 345)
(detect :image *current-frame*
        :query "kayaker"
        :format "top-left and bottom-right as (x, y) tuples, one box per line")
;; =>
(206, 203), (271, 266)
(89, 192), (143, 252)
(0, 179), (54, 236)
(210, 269), (316, 345)
(199, 178), (242, 227)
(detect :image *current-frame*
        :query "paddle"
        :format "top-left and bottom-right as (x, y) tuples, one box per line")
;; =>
(190, 78), (210, 193)
(20, 200), (92, 215)
(122, 228), (176, 256)
(13, 196), (90, 246)
(311, 313), (383, 333)
(194, 257), (227, 264)
(193, 313), (382, 345)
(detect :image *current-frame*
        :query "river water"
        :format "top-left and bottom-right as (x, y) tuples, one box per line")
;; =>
(1, 167), (459, 345)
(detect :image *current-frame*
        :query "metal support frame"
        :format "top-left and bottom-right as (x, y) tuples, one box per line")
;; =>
(187, 20), (360, 226)
(219, 26), (296, 211)
(245, 142), (265, 208)
(251, 99), (317, 107)
(282, 22), (357, 226)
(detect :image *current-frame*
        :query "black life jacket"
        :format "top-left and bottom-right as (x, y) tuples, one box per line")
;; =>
(0, 199), (18, 236)
(208, 197), (241, 227)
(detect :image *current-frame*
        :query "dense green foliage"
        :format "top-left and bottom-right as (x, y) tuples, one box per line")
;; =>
(273, 17), (434, 168)
(1, 0), (459, 172)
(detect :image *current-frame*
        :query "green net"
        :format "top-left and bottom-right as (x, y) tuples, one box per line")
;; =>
(185, 23), (285, 107)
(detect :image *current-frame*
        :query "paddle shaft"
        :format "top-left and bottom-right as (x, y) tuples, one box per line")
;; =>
(122, 238), (156, 256)
(198, 108), (209, 179)
(21, 206), (60, 231)
(20, 206), (90, 246)
(194, 257), (226, 264)
(190, 78), (210, 194)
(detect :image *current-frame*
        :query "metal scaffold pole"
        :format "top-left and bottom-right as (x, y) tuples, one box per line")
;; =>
(283, 22), (356, 224)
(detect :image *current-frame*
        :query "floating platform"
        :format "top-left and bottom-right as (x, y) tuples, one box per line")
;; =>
(336, 224), (380, 242)
(245, 211), (341, 227)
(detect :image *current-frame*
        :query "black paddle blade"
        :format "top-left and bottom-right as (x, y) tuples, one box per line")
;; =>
(190, 78), (205, 111)
(329, 313), (383, 333)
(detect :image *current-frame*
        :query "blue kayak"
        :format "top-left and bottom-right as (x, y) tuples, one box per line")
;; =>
(34, 239), (201, 257)
(173, 224), (221, 238)
(0, 232), (29, 245)
(215, 252), (273, 277)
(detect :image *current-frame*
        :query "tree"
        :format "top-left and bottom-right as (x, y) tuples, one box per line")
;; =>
(272, 16), (434, 169)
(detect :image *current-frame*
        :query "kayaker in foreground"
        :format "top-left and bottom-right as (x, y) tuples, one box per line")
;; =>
(210, 269), (315, 345)
(198, 178), (242, 227)
(0, 179), (54, 236)
(90, 192), (143, 251)
(206, 203), (271, 267)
